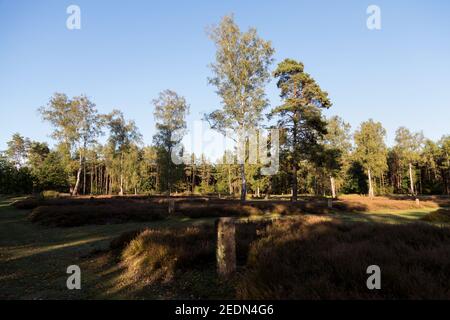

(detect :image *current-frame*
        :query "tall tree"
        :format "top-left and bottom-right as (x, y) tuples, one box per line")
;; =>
(39, 93), (103, 195)
(437, 135), (450, 195)
(322, 116), (352, 198)
(394, 127), (424, 195)
(152, 90), (189, 195)
(205, 15), (274, 201)
(105, 109), (142, 196)
(271, 59), (331, 201)
(6, 133), (30, 168)
(354, 120), (388, 198)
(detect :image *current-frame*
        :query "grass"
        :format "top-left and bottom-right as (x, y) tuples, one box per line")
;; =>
(1, 195), (449, 299)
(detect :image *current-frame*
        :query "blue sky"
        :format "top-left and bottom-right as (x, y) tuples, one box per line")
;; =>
(1, 0), (449, 152)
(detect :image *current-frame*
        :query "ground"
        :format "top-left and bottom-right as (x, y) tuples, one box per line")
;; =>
(0, 196), (217, 299)
(0, 195), (447, 300)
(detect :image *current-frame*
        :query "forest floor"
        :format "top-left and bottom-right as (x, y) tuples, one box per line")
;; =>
(0, 195), (448, 299)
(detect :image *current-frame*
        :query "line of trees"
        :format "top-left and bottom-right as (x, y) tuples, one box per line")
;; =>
(1, 16), (449, 198)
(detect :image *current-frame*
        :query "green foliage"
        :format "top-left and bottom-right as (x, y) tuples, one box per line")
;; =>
(205, 15), (274, 201)
(0, 156), (33, 194)
(271, 58), (331, 199)
(39, 93), (104, 195)
(32, 151), (70, 192)
(152, 90), (189, 194)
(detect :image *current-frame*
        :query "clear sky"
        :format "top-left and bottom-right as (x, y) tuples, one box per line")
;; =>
(1, 0), (449, 153)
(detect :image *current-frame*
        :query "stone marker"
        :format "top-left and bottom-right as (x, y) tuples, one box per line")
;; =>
(216, 217), (236, 277)
(415, 198), (420, 207)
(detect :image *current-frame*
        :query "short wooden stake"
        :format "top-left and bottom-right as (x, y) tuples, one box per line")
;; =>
(168, 200), (175, 215)
(328, 198), (333, 209)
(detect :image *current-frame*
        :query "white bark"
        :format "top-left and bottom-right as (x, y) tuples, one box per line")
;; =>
(330, 176), (336, 199)
(368, 168), (374, 198)
(409, 162), (415, 195)
(72, 154), (83, 196)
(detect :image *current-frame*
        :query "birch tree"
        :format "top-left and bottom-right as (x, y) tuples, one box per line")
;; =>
(322, 116), (352, 198)
(354, 120), (388, 198)
(205, 15), (274, 201)
(39, 93), (103, 196)
(394, 127), (424, 195)
(152, 90), (189, 195)
(105, 110), (142, 196)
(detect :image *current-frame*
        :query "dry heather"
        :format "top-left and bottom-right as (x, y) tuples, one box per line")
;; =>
(29, 204), (165, 227)
(177, 203), (264, 218)
(336, 194), (444, 211)
(422, 208), (450, 223)
(120, 226), (216, 284)
(237, 216), (450, 299)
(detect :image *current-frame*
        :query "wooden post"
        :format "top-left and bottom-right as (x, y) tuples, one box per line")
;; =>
(216, 217), (236, 278)
(168, 200), (175, 215)
(328, 198), (333, 209)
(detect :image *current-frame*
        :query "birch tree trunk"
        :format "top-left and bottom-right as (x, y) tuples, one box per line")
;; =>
(72, 153), (83, 196)
(368, 168), (374, 198)
(119, 152), (124, 196)
(228, 165), (232, 195)
(409, 162), (415, 195)
(330, 176), (336, 199)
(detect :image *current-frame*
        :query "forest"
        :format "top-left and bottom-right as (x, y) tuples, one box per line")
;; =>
(1, 19), (449, 200)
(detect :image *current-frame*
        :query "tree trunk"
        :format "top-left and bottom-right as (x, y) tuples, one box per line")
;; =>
(240, 163), (246, 201)
(119, 153), (124, 196)
(228, 165), (232, 195)
(83, 159), (86, 195)
(368, 168), (374, 198)
(91, 163), (94, 195)
(72, 154), (83, 196)
(292, 163), (298, 202)
(191, 164), (196, 194)
(330, 176), (336, 199)
(167, 149), (171, 196)
(409, 162), (415, 195)
(119, 173), (124, 196)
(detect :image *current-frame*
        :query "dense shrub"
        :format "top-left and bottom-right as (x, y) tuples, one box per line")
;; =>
(28, 204), (165, 227)
(238, 217), (450, 299)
